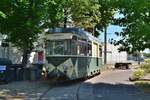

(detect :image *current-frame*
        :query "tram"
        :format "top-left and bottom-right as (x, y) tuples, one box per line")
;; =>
(44, 28), (102, 80)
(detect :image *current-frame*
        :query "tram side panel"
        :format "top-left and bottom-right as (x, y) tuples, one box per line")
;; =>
(45, 56), (102, 80)
(87, 57), (102, 77)
(45, 56), (90, 80)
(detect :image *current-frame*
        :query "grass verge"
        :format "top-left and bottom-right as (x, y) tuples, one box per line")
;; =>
(135, 81), (150, 93)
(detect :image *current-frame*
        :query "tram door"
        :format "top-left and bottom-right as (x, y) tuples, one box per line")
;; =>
(92, 42), (99, 66)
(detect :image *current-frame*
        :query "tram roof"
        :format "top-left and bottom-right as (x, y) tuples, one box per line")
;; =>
(48, 28), (101, 43)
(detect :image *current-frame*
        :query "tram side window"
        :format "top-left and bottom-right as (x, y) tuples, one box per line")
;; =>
(64, 40), (71, 55)
(46, 40), (66, 55)
(54, 40), (64, 55)
(79, 43), (86, 56)
(88, 43), (92, 56)
(72, 41), (77, 55)
(46, 40), (53, 55)
(78, 39), (87, 56)
(71, 36), (77, 55)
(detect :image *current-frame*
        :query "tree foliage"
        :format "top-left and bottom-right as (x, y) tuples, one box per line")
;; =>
(0, 0), (117, 64)
(71, 0), (100, 29)
(96, 0), (116, 31)
(0, 0), (46, 64)
(44, 0), (102, 30)
(113, 0), (150, 53)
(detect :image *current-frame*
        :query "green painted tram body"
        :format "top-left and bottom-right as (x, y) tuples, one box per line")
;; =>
(45, 28), (103, 80)
(46, 56), (102, 80)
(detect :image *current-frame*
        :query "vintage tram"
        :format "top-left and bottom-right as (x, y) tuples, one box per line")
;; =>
(44, 28), (102, 80)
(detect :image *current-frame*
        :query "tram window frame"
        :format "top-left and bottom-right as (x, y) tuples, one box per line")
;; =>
(46, 40), (54, 55)
(63, 39), (72, 55)
(46, 40), (71, 55)
(71, 36), (77, 55)
(78, 38), (88, 56)
(54, 40), (65, 55)
(87, 41), (92, 56)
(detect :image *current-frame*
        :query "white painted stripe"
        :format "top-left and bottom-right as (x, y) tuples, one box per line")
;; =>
(46, 55), (102, 58)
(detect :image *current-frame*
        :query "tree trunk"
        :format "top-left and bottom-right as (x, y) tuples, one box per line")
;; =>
(22, 49), (30, 66)
(138, 53), (141, 65)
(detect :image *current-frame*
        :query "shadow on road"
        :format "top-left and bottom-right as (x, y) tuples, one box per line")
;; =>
(80, 81), (150, 100)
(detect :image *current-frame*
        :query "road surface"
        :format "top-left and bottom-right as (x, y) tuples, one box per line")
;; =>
(0, 69), (150, 100)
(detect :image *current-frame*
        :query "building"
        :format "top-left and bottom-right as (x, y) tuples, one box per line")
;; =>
(102, 42), (128, 64)
(0, 33), (47, 64)
(0, 34), (22, 63)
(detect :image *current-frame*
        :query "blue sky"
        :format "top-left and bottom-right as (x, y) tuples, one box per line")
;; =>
(99, 25), (150, 53)
(98, 12), (124, 42)
(98, 25), (122, 42)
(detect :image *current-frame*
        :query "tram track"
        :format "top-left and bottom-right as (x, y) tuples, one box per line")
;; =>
(38, 85), (53, 99)
(75, 82), (82, 100)
(37, 79), (84, 100)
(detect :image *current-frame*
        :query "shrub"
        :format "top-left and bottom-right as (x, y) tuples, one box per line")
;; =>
(130, 69), (145, 81)
(144, 59), (150, 63)
(140, 62), (150, 73)
(135, 81), (150, 93)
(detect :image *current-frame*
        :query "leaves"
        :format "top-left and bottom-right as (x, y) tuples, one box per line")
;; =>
(0, 0), (118, 63)
(113, 0), (150, 52)
(0, 0), (47, 64)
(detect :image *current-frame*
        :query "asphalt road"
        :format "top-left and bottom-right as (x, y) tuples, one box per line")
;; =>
(0, 69), (150, 100)
(83, 69), (150, 100)
(41, 69), (150, 100)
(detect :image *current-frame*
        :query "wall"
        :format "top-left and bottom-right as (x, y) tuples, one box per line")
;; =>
(102, 43), (128, 64)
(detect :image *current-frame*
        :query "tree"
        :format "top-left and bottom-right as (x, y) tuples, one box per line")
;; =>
(42, 0), (66, 28)
(0, 0), (118, 65)
(95, 0), (116, 64)
(71, 0), (101, 31)
(0, 0), (46, 65)
(44, 0), (117, 65)
(113, 0), (150, 53)
(45, 0), (101, 30)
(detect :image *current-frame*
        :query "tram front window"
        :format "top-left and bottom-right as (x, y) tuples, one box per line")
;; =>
(54, 41), (64, 55)
(46, 40), (64, 55)
(46, 40), (72, 55)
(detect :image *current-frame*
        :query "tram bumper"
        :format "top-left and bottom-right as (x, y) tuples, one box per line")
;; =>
(47, 69), (68, 79)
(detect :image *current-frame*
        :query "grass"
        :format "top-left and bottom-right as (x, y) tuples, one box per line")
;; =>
(135, 81), (150, 93)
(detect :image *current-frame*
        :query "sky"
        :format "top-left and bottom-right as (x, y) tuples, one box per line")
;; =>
(98, 25), (122, 42)
(98, 12), (124, 43)
(99, 25), (150, 53)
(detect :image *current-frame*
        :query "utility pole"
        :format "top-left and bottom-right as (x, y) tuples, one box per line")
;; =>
(104, 27), (107, 64)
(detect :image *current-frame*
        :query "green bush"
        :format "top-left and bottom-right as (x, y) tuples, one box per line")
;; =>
(132, 69), (145, 80)
(140, 62), (150, 73)
(135, 81), (150, 93)
(144, 59), (150, 63)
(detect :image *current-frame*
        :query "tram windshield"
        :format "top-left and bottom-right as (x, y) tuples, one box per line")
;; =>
(46, 37), (93, 56)
(46, 40), (72, 55)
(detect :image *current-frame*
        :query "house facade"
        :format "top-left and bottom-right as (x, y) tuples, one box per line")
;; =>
(102, 42), (128, 64)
